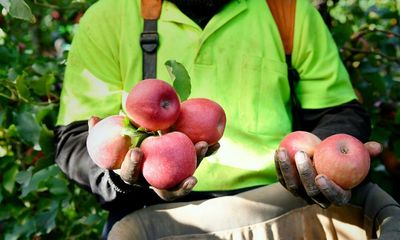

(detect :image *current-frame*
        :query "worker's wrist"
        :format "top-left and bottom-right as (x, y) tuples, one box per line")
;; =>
(107, 170), (138, 194)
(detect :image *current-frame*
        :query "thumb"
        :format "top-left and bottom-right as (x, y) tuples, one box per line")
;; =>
(88, 116), (102, 131)
(119, 148), (143, 185)
(364, 141), (382, 157)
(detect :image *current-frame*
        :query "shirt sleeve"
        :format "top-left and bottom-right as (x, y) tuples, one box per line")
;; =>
(301, 100), (371, 142)
(54, 120), (140, 209)
(292, 0), (357, 109)
(56, 1), (123, 125)
(54, 1), (145, 210)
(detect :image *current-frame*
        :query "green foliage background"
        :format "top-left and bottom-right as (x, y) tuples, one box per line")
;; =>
(0, 0), (399, 239)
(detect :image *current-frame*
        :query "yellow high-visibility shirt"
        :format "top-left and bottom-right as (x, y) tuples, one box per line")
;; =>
(57, 0), (356, 191)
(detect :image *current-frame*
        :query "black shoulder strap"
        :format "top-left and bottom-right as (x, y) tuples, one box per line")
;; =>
(140, 0), (162, 79)
(267, 0), (302, 130)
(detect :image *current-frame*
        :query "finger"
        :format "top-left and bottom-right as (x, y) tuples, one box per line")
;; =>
(295, 151), (320, 197)
(88, 116), (101, 131)
(274, 150), (286, 187)
(206, 142), (220, 156)
(195, 141), (208, 164)
(364, 141), (382, 157)
(277, 148), (302, 195)
(315, 174), (351, 206)
(294, 151), (331, 208)
(120, 148), (143, 185)
(152, 176), (197, 201)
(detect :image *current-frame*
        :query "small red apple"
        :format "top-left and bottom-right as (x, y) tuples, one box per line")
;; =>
(313, 134), (370, 190)
(172, 98), (226, 145)
(140, 131), (197, 190)
(125, 79), (181, 131)
(86, 115), (131, 169)
(279, 131), (322, 163)
(51, 10), (61, 20)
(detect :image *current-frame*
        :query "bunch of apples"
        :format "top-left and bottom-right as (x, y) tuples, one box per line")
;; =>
(86, 78), (226, 190)
(279, 131), (370, 189)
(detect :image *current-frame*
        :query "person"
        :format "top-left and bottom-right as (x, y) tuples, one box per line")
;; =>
(54, 0), (400, 239)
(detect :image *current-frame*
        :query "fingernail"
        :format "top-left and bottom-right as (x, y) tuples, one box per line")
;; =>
(295, 151), (307, 161)
(201, 147), (208, 156)
(184, 179), (196, 190)
(315, 175), (327, 186)
(278, 149), (286, 160)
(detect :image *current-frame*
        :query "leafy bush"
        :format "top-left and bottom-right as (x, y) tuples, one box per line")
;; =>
(0, 0), (398, 239)
(0, 1), (106, 239)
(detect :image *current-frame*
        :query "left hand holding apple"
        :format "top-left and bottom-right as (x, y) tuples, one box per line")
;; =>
(275, 148), (337, 208)
(275, 141), (382, 208)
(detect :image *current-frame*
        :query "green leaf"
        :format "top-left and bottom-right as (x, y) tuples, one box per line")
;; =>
(31, 74), (56, 96)
(31, 63), (48, 76)
(8, 0), (36, 23)
(48, 178), (68, 195)
(7, 218), (36, 240)
(13, 105), (41, 148)
(20, 165), (59, 197)
(15, 167), (33, 187)
(35, 207), (57, 233)
(82, 213), (102, 225)
(0, 0), (10, 10)
(39, 124), (55, 158)
(15, 73), (30, 101)
(165, 60), (191, 101)
(3, 165), (18, 193)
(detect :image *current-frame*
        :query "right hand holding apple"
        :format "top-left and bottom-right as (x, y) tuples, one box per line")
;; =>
(88, 116), (214, 201)
(119, 140), (212, 201)
(86, 78), (226, 201)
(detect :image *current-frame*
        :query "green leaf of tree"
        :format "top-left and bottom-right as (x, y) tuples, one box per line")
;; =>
(35, 206), (57, 234)
(15, 167), (33, 187)
(0, 0), (10, 10)
(13, 107), (41, 148)
(20, 165), (59, 197)
(39, 124), (55, 158)
(15, 72), (30, 101)
(3, 165), (18, 193)
(8, 0), (36, 23)
(165, 60), (191, 101)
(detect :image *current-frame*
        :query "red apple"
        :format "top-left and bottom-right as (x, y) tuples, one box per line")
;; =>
(313, 134), (370, 190)
(86, 115), (131, 169)
(172, 98), (226, 145)
(140, 132), (197, 189)
(125, 79), (181, 131)
(279, 131), (321, 163)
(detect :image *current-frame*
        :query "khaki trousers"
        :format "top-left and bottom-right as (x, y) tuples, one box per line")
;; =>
(109, 183), (379, 240)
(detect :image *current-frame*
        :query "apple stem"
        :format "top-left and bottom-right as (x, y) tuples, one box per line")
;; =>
(121, 126), (156, 147)
(131, 131), (151, 147)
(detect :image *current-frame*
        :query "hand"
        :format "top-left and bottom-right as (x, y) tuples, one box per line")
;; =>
(88, 116), (220, 201)
(150, 141), (219, 201)
(274, 140), (382, 208)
